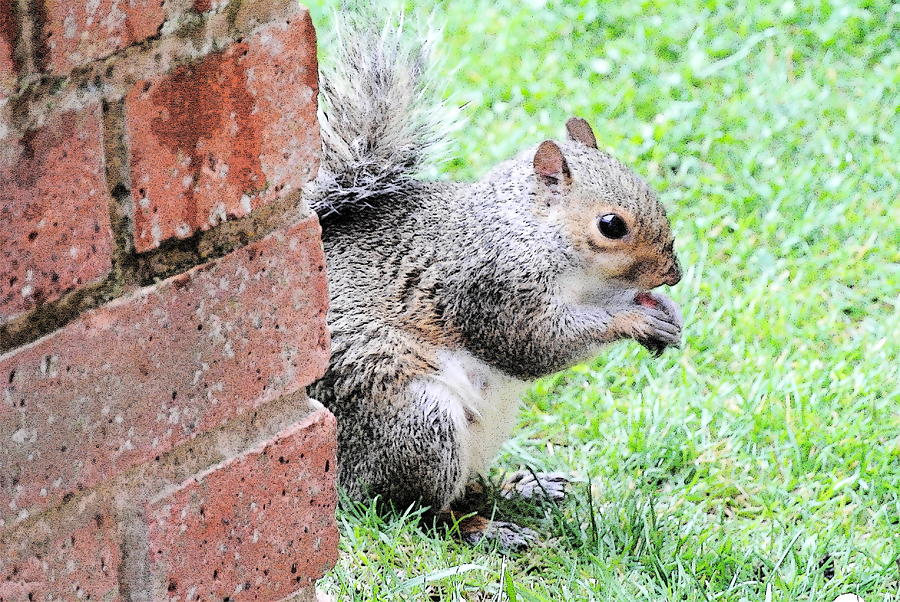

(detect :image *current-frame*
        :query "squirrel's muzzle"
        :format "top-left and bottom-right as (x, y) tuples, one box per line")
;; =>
(644, 260), (681, 288)
(661, 262), (682, 286)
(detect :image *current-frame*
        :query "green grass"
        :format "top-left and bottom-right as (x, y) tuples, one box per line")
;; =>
(304, 1), (899, 599)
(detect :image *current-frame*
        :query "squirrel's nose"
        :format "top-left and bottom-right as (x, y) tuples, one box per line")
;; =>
(660, 262), (681, 286)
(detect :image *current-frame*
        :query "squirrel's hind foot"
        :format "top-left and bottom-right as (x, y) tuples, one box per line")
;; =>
(500, 470), (569, 502)
(463, 518), (538, 552)
(442, 512), (538, 552)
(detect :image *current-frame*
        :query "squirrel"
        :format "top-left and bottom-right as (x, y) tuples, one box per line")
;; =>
(306, 11), (683, 547)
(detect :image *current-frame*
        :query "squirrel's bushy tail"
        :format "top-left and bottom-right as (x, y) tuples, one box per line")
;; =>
(309, 8), (456, 222)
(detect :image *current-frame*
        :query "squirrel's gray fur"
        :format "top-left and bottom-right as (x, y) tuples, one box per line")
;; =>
(307, 11), (684, 512)
(308, 9), (456, 223)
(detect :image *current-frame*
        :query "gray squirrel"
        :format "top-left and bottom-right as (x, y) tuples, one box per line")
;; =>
(306, 12), (683, 546)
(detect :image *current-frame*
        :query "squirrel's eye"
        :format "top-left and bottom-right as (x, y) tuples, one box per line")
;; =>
(598, 214), (628, 239)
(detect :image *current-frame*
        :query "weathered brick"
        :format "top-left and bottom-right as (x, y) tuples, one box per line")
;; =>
(0, 216), (329, 528)
(125, 11), (319, 252)
(41, 0), (166, 75)
(0, 502), (121, 600)
(0, 102), (113, 322)
(146, 407), (338, 600)
(0, 0), (16, 97)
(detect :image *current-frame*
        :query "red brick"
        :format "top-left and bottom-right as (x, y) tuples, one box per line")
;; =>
(0, 102), (113, 322)
(41, 0), (166, 74)
(0, 0), (16, 97)
(146, 408), (338, 599)
(125, 12), (320, 252)
(0, 217), (329, 528)
(0, 506), (121, 600)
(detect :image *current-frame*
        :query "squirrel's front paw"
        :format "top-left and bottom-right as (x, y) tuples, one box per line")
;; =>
(619, 292), (683, 356)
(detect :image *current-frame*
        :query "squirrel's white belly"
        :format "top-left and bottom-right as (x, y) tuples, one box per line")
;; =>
(417, 349), (531, 484)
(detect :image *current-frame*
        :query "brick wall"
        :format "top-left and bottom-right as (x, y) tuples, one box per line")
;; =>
(0, 1), (337, 599)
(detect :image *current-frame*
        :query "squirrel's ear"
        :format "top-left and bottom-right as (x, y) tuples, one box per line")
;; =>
(565, 117), (597, 149)
(533, 141), (571, 186)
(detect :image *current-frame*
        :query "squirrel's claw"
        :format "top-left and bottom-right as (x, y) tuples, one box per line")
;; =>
(639, 336), (681, 357)
(639, 338), (668, 357)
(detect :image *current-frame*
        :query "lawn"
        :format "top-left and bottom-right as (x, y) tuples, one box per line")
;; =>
(304, 1), (898, 600)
